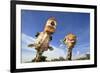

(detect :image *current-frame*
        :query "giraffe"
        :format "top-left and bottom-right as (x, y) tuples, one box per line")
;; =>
(63, 33), (77, 60)
(28, 17), (57, 62)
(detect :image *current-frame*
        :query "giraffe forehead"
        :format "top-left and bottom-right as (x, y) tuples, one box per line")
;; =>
(66, 34), (76, 39)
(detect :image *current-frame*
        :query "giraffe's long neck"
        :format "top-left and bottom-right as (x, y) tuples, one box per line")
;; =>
(66, 48), (72, 60)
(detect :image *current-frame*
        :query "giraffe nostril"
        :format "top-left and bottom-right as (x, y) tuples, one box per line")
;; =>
(51, 21), (55, 26)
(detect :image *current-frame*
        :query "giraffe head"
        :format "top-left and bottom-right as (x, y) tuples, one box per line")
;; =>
(44, 17), (57, 34)
(65, 33), (77, 49)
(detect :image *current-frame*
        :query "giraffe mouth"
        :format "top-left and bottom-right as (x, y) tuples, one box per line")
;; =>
(44, 25), (55, 33)
(67, 38), (75, 43)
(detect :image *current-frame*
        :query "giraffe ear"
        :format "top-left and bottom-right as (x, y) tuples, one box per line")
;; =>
(60, 38), (66, 44)
(35, 32), (40, 37)
(63, 38), (66, 44)
(50, 36), (52, 41)
(28, 44), (34, 47)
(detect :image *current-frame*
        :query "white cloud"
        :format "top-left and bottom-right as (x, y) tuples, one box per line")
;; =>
(43, 45), (66, 60)
(22, 33), (35, 44)
(22, 33), (36, 52)
(59, 44), (65, 48)
(21, 33), (37, 62)
(76, 51), (80, 56)
(72, 50), (90, 60)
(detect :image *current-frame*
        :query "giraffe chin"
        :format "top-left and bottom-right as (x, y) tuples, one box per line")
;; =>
(44, 25), (55, 34)
(67, 43), (75, 49)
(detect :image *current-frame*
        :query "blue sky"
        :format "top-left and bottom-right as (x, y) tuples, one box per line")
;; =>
(21, 10), (90, 62)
